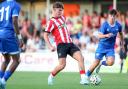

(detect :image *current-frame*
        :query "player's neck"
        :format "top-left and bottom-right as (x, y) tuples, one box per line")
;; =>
(52, 15), (62, 19)
(108, 20), (116, 27)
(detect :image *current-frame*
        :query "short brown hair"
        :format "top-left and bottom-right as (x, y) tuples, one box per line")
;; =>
(53, 2), (64, 9)
(109, 9), (117, 16)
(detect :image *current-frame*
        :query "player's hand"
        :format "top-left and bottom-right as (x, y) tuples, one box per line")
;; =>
(49, 46), (56, 52)
(18, 39), (24, 48)
(17, 34), (24, 48)
(105, 33), (113, 38)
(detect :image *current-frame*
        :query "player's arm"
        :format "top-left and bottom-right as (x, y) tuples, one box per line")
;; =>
(43, 32), (55, 52)
(118, 23), (124, 48)
(98, 32), (113, 38)
(98, 22), (113, 39)
(12, 4), (23, 47)
(119, 32), (124, 49)
(43, 20), (55, 52)
(13, 16), (23, 47)
(13, 16), (20, 35)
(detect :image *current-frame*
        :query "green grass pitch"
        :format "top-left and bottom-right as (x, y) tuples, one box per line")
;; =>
(7, 72), (128, 89)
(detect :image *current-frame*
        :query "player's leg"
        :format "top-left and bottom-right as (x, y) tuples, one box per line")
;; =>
(0, 37), (20, 89)
(48, 58), (66, 85)
(2, 37), (21, 81)
(2, 54), (20, 87)
(101, 50), (115, 66)
(3, 54), (20, 81)
(69, 43), (89, 84)
(0, 54), (20, 89)
(0, 54), (10, 89)
(96, 50), (115, 74)
(72, 51), (89, 84)
(0, 54), (10, 79)
(119, 49), (126, 73)
(120, 59), (124, 73)
(86, 52), (104, 78)
(48, 43), (67, 85)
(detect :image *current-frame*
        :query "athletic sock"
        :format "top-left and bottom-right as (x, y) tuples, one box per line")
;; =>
(101, 61), (108, 66)
(80, 70), (85, 79)
(0, 70), (4, 78)
(51, 72), (56, 77)
(3, 70), (12, 81)
(86, 70), (91, 77)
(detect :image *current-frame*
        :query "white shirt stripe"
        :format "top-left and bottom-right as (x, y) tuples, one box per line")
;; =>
(50, 23), (54, 32)
(45, 21), (54, 32)
(58, 18), (70, 43)
(61, 16), (72, 42)
(51, 18), (65, 43)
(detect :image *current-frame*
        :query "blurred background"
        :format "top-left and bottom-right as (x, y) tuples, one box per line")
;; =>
(1, 0), (128, 73)
(11, 0), (128, 53)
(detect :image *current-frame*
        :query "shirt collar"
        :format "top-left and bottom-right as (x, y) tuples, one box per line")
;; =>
(107, 20), (116, 27)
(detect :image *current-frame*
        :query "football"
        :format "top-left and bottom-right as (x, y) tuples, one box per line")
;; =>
(90, 75), (101, 85)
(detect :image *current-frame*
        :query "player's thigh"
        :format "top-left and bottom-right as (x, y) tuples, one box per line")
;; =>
(11, 53), (20, 61)
(69, 43), (81, 59)
(57, 43), (68, 58)
(2, 53), (11, 62)
(72, 51), (84, 61)
(95, 52), (105, 60)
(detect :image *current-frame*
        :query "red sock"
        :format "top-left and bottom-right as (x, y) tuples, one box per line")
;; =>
(80, 70), (85, 74)
(51, 72), (56, 77)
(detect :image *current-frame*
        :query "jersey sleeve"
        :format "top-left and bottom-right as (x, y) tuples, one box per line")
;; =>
(45, 20), (54, 33)
(99, 22), (106, 34)
(12, 3), (21, 17)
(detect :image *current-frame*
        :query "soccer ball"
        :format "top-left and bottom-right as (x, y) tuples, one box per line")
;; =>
(90, 75), (101, 85)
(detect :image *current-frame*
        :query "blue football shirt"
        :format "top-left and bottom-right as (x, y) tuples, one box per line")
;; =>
(96, 21), (122, 53)
(0, 0), (21, 38)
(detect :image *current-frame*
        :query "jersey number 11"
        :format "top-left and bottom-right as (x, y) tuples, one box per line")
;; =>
(0, 6), (10, 21)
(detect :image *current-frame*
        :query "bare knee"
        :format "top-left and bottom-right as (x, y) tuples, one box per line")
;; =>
(13, 59), (21, 64)
(4, 59), (10, 65)
(12, 55), (21, 64)
(77, 56), (84, 63)
(106, 60), (114, 66)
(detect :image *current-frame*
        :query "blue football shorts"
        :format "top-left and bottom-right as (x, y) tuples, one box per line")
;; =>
(0, 37), (20, 55)
(95, 50), (115, 60)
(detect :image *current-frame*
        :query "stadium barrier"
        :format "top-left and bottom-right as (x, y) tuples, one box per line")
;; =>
(0, 50), (127, 73)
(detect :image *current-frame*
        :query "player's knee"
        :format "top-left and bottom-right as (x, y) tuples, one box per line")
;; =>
(4, 59), (10, 65)
(17, 59), (21, 64)
(78, 56), (84, 62)
(106, 61), (114, 66)
(13, 58), (21, 64)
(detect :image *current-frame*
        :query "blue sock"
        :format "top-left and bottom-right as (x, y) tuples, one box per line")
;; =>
(101, 61), (108, 66)
(86, 70), (91, 77)
(0, 71), (4, 78)
(3, 71), (12, 81)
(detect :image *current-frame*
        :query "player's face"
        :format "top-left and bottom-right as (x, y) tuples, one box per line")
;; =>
(108, 14), (116, 23)
(53, 8), (64, 17)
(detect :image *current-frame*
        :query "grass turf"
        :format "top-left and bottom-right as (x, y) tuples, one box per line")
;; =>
(6, 72), (128, 89)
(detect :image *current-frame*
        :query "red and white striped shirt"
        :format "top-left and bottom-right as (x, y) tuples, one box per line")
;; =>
(45, 16), (72, 45)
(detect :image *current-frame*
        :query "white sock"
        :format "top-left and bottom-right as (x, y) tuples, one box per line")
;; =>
(81, 74), (85, 79)
(50, 73), (54, 78)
